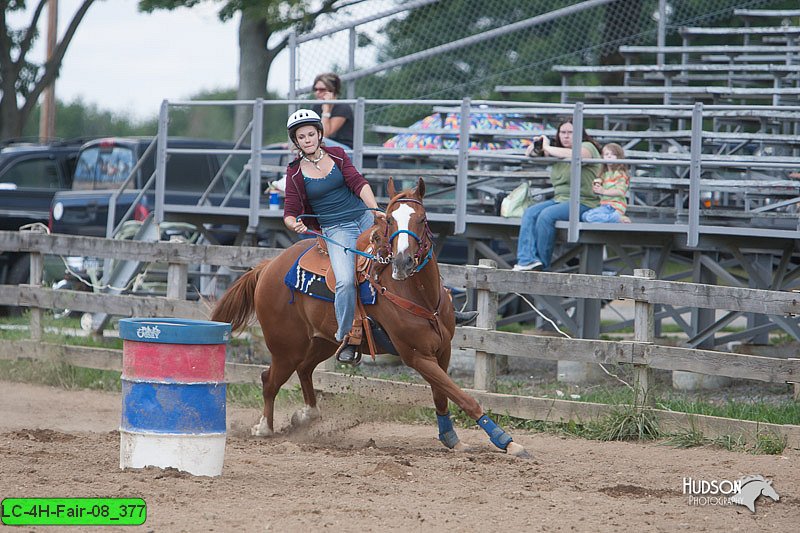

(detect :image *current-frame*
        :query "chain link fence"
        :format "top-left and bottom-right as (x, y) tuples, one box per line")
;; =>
(289, 0), (788, 130)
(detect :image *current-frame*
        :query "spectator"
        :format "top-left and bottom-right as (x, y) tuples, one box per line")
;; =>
(513, 119), (601, 271)
(581, 143), (631, 223)
(311, 72), (353, 149)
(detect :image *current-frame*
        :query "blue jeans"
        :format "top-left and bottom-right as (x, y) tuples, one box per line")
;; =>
(516, 200), (590, 269)
(323, 209), (375, 341)
(582, 204), (622, 223)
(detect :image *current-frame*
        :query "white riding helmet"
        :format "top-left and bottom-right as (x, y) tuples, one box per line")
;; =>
(286, 109), (322, 130)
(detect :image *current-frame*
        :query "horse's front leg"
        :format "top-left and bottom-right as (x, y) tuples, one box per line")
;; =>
(432, 386), (470, 452)
(431, 350), (470, 452)
(409, 356), (531, 459)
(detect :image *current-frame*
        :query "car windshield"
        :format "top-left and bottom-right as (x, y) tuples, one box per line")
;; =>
(74, 146), (136, 190)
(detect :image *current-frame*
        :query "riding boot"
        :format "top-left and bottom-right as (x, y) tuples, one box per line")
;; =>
(335, 319), (363, 365)
(334, 339), (360, 365)
(454, 310), (479, 326)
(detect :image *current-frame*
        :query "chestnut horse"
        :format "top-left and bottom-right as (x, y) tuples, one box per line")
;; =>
(211, 178), (529, 458)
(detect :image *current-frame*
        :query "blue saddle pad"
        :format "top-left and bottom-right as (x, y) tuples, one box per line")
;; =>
(284, 247), (377, 305)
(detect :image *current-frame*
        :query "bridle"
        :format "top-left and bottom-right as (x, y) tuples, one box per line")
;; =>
(377, 197), (434, 275)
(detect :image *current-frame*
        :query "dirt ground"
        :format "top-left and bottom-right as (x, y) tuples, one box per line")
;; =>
(0, 380), (797, 532)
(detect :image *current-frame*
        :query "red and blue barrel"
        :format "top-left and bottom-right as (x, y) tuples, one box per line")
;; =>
(119, 318), (230, 477)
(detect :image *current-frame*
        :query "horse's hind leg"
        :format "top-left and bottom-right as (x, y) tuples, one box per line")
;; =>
(289, 338), (333, 428)
(251, 355), (297, 437)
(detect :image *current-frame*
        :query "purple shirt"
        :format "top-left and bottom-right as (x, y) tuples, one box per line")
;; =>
(283, 146), (369, 232)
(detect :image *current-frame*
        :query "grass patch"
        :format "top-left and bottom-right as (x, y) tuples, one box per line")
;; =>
(226, 383), (304, 408)
(657, 396), (800, 425)
(586, 406), (660, 441)
(751, 431), (787, 455)
(0, 359), (121, 391)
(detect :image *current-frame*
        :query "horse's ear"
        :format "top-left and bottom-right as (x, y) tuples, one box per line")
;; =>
(387, 177), (397, 199)
(415, 177), (425, 200)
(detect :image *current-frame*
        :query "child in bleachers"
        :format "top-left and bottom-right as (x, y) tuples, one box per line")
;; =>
(581, 142), (631, 223)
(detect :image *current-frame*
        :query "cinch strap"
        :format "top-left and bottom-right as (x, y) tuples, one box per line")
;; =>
(437, 412), (460, 449)
(477, 414), (512, 450)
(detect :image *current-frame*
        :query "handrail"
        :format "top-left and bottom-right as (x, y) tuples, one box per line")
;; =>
(105, 138), (157, 239)
(153, 96), (800, 249)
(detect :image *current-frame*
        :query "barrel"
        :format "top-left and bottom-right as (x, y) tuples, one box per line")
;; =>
(118, 318), (231, 477)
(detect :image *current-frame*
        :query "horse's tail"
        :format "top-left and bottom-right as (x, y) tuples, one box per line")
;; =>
(211, 260), (269, 332)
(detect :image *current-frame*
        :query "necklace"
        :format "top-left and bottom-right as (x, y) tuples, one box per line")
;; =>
(303, 149), (325, 170)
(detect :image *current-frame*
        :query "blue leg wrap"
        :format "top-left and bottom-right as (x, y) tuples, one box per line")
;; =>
(437, 412), (460, 449)
(477, 414), (513, 450)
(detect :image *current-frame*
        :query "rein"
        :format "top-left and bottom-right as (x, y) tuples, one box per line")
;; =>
(298, 208), (390, 262)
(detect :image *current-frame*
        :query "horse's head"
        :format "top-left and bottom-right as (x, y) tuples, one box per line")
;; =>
(761, 479), (780, 502)
(383, 177), (433, 280)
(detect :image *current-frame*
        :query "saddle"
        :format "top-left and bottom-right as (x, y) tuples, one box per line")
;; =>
(297, 236), (374, 292)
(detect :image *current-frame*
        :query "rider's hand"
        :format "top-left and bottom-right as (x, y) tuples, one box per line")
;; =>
(293, 220), (307, 233)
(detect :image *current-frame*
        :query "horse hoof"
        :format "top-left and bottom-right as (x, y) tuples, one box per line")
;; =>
(290, 406), (321, 427)
(251, 417), (273, 437)
(506, 442), (532, 459)
(452, 441), (471, 452)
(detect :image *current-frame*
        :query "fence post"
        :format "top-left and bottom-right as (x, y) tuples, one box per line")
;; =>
(474, 259), (498, 392)
(789, 357), (799, 401)
(632, 268), (654, 407)
(28, 252), (43, 341)
(166, 263), (188, 301)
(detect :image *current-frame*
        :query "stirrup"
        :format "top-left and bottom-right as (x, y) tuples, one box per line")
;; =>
(334, 339), (362, 366)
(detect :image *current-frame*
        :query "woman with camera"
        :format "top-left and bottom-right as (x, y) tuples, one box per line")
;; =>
(513, 119), (601, 271)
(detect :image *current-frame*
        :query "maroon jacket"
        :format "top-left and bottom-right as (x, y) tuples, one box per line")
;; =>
(283, 146), (369, 231)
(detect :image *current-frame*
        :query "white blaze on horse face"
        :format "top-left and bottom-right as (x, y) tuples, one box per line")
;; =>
(392, 204), (414, 255)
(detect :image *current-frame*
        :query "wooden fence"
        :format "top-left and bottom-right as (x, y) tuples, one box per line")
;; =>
(1, 230), (798, 448)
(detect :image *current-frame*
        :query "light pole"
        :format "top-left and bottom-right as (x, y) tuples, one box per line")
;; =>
(39, 0), (58, 142)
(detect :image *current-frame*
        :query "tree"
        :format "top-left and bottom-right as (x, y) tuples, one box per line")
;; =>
(139, 0), (363, 133)
(0, 0), (96, 140)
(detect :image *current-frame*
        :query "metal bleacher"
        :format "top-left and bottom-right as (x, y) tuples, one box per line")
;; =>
(367, 8), (800, 344)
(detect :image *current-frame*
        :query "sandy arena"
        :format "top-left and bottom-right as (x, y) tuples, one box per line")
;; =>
(0, 380), (797, 532)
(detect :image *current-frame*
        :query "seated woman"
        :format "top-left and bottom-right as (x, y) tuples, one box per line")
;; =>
(514, 120), (602, 271)
(311, 72), (353, 149)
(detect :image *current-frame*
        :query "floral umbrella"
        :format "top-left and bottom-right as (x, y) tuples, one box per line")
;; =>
(383, 112), (545, 151)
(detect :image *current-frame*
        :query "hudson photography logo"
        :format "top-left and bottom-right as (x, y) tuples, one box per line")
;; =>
(683, 475), (780, 513)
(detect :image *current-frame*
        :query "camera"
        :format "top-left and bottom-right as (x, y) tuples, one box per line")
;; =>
(531, 137), (545, 157)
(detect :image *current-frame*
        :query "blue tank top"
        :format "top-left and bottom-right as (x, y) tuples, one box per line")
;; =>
(304, 163), (366, 227)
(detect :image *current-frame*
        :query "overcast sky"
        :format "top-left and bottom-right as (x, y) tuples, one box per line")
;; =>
(11, 1), (260, 120)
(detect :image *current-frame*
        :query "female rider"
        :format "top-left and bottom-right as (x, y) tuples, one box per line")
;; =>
(283, 109), (383, 364)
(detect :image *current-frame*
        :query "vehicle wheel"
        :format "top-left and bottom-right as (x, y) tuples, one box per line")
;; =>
(2, 256), (30, 316)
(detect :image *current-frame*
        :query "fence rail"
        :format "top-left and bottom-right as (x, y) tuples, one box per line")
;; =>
(1, 231), (798, 446)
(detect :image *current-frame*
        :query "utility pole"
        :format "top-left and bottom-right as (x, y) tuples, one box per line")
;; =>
(39, 0), (58, 142)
